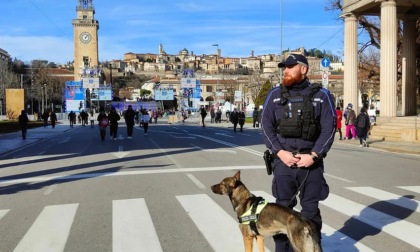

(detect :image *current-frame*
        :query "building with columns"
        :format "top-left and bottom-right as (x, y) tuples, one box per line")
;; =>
(342, 0), (419, 117)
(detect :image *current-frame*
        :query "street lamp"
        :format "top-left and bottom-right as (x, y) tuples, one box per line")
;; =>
(212, 44), (219, 107)
(44, 83), (48, 112)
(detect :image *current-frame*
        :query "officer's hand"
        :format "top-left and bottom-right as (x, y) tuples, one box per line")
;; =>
(277, 150), (300, 167)
(294, 154), (314, 168)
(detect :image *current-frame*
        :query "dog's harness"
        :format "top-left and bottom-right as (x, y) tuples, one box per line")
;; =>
(238, 196), (267, 236)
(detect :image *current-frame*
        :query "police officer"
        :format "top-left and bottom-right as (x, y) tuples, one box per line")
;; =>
(261, 54), (336, 251)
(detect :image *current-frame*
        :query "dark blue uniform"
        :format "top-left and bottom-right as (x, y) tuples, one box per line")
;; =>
(261, 79), (336, 251)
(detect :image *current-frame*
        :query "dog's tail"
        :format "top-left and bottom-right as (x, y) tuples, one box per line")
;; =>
(288, 218), (322, 252)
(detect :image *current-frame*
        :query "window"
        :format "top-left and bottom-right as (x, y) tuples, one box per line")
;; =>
(206, 86), (213, 92)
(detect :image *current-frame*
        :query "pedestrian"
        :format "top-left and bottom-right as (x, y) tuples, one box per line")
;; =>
(18, 110), (29, 140)
(50, 111), (57, 129)
(261, 54), (335, 251)
(199, 106), (207, 127)
(97, 107), (108, 142)
(42, 110), (49, 128)
(216, 109), (222, 123)
(108, 107), (121, 140)
(238, 110), (245, 132)
(141, 108), (150, 136)
(181, 109), (187, 125)
(68, 111), (76, 128)
(80, 110), (88, 126)
(344, 103), (356, 140)
(89, 111), (95, 128)
(125, 105), (135, 139)
(210, 107), (215, 123)
(335, 106), (343, 140)
(252, 107), (259, 128)
(230, 108), (239, 132)
(355, 107), (370, 147)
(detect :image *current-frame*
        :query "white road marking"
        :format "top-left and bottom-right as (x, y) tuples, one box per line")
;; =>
(43, 184), (57, 195)
(322, 194), (420, 249)
(397, 186), (420, 194)
(186, 173), (206, 189)
(347, 187), (420, 213)
(324, 173), (354, 183)
(190, 144), (237, 154)
(149, 138), (181, 168)
(113, 198), (162, 252)
(0, 209), (10, 220)
(112, 146), (130, 159)
(252, 191), (374, 252)
(176, 194), (271, 252)
(214, 133), (234, 138)
(0, 166), (265, 185)
(14, 204), (78, 252)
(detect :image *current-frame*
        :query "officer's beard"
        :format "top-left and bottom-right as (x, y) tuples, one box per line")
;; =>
(282, 71), (304, 87)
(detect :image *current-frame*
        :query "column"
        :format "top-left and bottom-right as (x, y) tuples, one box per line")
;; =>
(379, 0), (397, 117)
(342, 12), (358, 111)
(401, 16), (417, 116)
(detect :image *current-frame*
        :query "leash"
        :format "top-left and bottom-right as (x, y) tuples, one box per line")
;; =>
(287, 169), (310, 208)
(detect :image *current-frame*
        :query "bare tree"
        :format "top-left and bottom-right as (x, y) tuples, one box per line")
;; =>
(0, 59), (20, 99)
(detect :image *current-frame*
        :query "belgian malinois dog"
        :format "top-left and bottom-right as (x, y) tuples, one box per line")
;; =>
(211, 170), (322, 252)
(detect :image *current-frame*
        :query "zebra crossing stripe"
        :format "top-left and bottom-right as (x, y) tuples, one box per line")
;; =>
(252, 191), (374, 252)
(397, 186), (420, 194)
(113, 198), (162, 252)
(0, 209), (9, 220)
(176, 194), (271, 252)
(14, 204), (78, 252)
(322, 194), (420, 249)
(347, 187), (420, 213)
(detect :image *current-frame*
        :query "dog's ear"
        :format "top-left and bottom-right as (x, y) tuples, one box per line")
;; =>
(234, 170), (241, 181)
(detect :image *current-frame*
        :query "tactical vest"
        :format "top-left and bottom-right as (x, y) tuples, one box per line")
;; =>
(276, 83), (321, 141)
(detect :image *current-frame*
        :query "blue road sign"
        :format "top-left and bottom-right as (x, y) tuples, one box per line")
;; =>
(321, 58), (331, 68)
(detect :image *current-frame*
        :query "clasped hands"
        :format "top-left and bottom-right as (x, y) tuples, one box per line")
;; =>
(277, 150), (316, 168)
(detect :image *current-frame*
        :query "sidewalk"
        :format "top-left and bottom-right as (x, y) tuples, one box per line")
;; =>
(1, 118), (419, 156)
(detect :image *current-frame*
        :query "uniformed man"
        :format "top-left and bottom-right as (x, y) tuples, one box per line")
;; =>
(261, 54), (336, 252)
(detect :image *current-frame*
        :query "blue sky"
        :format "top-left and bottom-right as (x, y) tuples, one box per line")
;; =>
(0, 0), (343, 64)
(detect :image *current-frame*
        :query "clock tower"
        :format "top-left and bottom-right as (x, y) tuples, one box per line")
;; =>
(72, 0), (99, 81)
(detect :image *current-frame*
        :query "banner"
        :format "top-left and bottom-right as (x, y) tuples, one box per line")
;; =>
(82, 77), (100, 89)
(90, 88), (112, 101)
(181, 78), (197, 88)
(65, 87), (85, 112)
(154, 90), (174, 100)
(234, 90), (243, 102)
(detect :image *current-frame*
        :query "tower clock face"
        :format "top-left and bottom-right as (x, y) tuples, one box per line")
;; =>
(80, 32), (92, 43)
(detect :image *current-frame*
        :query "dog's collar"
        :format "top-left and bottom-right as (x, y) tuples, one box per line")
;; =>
(238, 197), (267, 225)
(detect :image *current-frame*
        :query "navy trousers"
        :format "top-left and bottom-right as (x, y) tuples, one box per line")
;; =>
(271, 160), (329, 252)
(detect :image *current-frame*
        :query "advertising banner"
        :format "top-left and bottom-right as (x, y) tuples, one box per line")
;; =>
(90, 88), (112, 101)
(65, 87), (85, 112)
(234, 90), (243, 102)
(180, 78), (196, 88)
(82, 77), (100, 89)
(154, 90), (174, 100)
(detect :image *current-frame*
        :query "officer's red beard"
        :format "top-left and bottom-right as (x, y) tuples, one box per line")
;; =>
(282, 71), (304, 87)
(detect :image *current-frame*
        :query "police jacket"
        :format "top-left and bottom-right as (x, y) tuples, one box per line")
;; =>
(261, 78), (336, 158)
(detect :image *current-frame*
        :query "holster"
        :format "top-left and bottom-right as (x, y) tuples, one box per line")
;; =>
(263, 149), (274, 175)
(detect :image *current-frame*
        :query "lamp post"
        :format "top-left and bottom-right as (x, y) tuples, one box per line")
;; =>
(44, 83), (48, 112)
(212, 44), (219, 106)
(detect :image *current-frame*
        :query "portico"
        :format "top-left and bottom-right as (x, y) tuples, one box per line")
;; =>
(342, 0), (419, 116)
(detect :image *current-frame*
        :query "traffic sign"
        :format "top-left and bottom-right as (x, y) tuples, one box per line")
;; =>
(321, 58), (331, 68)
(322, 71), (329, 88)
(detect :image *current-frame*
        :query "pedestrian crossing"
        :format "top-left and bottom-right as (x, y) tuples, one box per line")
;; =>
(1, 186), (419, 251)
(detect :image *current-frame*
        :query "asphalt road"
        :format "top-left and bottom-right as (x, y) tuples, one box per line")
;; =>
(0, 122), (419, 252)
